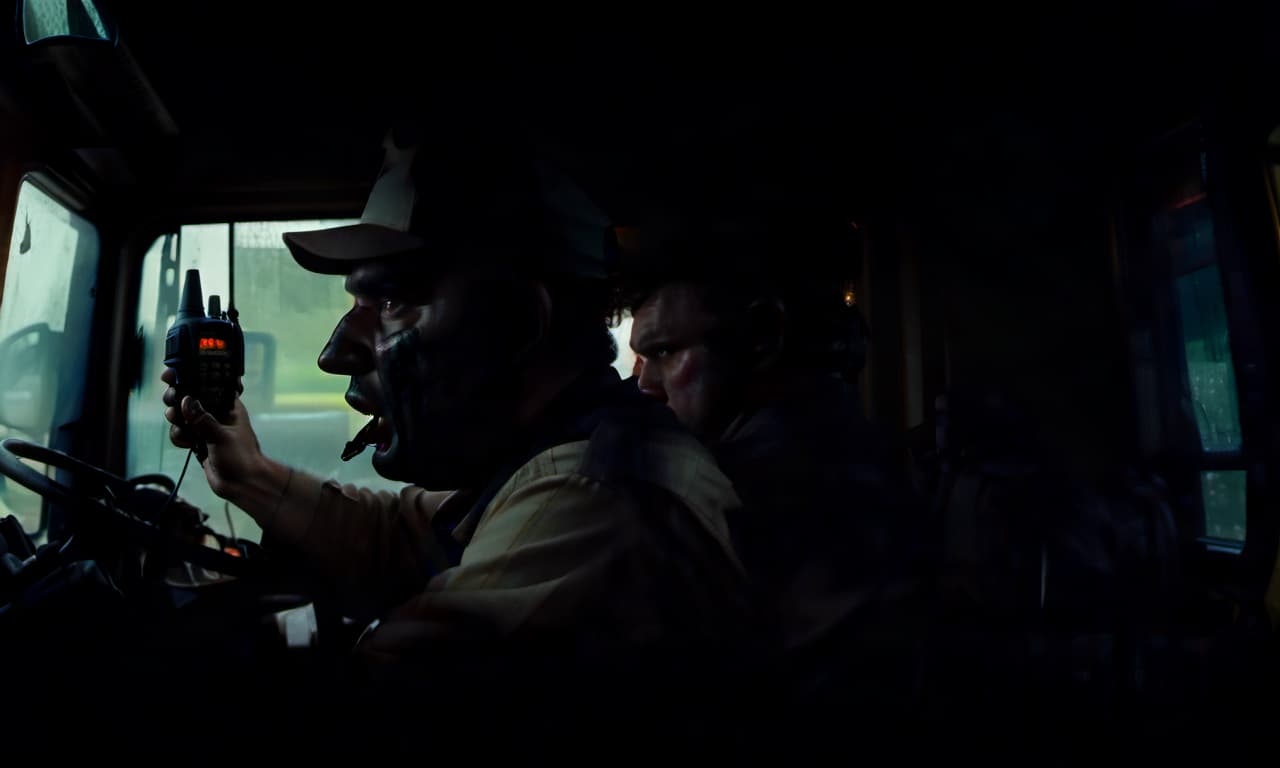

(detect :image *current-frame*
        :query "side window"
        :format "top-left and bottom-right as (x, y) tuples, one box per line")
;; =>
(1122, 139), (1249, 548)
(609, 312), (636, 380)
(0, 179), (100, 539)
(1156, 197), (1246, 542)
(127, 220), (403, 541)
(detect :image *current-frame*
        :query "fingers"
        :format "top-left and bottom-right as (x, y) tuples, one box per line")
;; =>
(163, 368), (217, 450)
(165, 398), (197, 448)
(165, 396), (223, 449)
(162, 386), (182, 408)
(182, 396), (217, 434)
(164, 404), (183, 426)
(181, 395), (204, 423)
(163, 369), (245, 411)
(163, 363), (251, 453)
(162, 368), (181, 412)
(168, 421), (196, 449)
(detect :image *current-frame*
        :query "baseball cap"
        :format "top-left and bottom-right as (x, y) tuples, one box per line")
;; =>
(283, 123), (616, 279)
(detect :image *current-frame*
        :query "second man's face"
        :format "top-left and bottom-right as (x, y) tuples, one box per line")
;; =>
(630, 281), (741, 443)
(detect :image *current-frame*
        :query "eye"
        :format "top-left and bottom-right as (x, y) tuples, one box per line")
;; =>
(380, 298), (409, 319)
(651, 346), (673, 359)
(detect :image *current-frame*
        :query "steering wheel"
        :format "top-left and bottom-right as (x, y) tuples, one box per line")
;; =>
(0, 438), (257, 578)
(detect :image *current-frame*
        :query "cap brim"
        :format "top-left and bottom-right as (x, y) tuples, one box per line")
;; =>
(283, 223), (429, 275)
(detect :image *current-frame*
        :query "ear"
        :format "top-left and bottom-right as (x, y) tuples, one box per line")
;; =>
(743, 298), (786, 369)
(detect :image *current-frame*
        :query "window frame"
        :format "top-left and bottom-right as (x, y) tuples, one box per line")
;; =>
(1198, 122), (1275, 573)
(1115, 116), (1280, 602)
(1116, 124), (1254, 559)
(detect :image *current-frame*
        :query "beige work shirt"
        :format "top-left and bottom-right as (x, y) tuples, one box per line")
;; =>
(254, 428), (748, 661)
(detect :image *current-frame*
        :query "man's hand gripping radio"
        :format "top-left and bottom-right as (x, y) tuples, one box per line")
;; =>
(164, 269), (244, 463)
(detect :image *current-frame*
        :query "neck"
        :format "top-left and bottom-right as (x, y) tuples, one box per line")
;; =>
(514, 359), (590, 427)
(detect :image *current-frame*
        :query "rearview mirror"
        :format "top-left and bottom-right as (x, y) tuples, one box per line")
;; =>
(19, 0), (117, 46)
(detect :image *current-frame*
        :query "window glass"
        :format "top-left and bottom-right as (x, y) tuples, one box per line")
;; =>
(609, 312), (636, 379)
(0, 180), (100, 538)
(23, 0), (110, 43)
(1154, 198), (1243, 455)
(1175, 264), (1242, 453)
(1201, 470), (1246, 543)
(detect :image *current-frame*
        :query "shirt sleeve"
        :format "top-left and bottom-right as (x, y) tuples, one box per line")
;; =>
(354, 473), (622, 659)
(255, 470), (457, 618)
(355, 471), (749, 663)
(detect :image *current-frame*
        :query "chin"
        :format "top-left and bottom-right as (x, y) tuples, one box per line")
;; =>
(370, 445), (411, 482)
(370, 436), (418, 483)
(371, 439), (466, 490)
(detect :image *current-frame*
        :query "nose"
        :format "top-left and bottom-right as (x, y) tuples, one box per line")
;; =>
(318, 310), (375, 375)
(635, 359), (666, 403)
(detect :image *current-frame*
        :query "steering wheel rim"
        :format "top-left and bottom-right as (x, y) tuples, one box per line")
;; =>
(0, 438), (256, 578)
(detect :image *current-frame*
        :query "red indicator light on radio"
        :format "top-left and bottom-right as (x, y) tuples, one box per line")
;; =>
(199, 338), (227, 351)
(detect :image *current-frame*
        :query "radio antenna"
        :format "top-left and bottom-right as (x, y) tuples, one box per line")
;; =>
(227, 223), (238, 324)
(177, 269), (204, 321)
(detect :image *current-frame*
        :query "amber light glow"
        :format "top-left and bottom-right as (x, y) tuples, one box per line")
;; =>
(199, 337), (227, 351)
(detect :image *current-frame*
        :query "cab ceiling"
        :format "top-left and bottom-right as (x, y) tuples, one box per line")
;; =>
(0, 1), (1274, 224)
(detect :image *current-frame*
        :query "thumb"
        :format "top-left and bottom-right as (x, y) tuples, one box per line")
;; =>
(181, 396), (228, 444)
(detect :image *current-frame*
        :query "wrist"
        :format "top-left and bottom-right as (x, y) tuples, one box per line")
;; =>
(224, 456), (293, 521)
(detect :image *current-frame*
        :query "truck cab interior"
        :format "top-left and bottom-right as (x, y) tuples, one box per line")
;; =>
(0, 0), (1278, 760)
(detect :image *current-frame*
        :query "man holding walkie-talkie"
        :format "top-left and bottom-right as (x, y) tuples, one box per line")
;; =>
(161, 119), (757, 752)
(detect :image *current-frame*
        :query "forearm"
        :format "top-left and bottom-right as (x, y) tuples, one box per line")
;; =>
(161, 386), (441, 603)
(222, 457), (452, 615)
(222, 456), (325, 545)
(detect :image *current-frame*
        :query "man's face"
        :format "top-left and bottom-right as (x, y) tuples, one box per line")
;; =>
(318, 258), (524, 489)
(629, 281), (742, 442)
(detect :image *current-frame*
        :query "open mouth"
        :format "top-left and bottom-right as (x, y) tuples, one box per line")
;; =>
(371, 415), (394, 452)
(342, 412), (395, 461)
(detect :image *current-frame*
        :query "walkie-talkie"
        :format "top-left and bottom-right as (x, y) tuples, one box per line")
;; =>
(164, 269), (244, 462)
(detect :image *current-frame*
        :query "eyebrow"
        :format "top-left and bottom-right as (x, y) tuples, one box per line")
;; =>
(629, 326), (669, 355)
(345, 269), (386, 295)
(345, 267), (431, 299)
